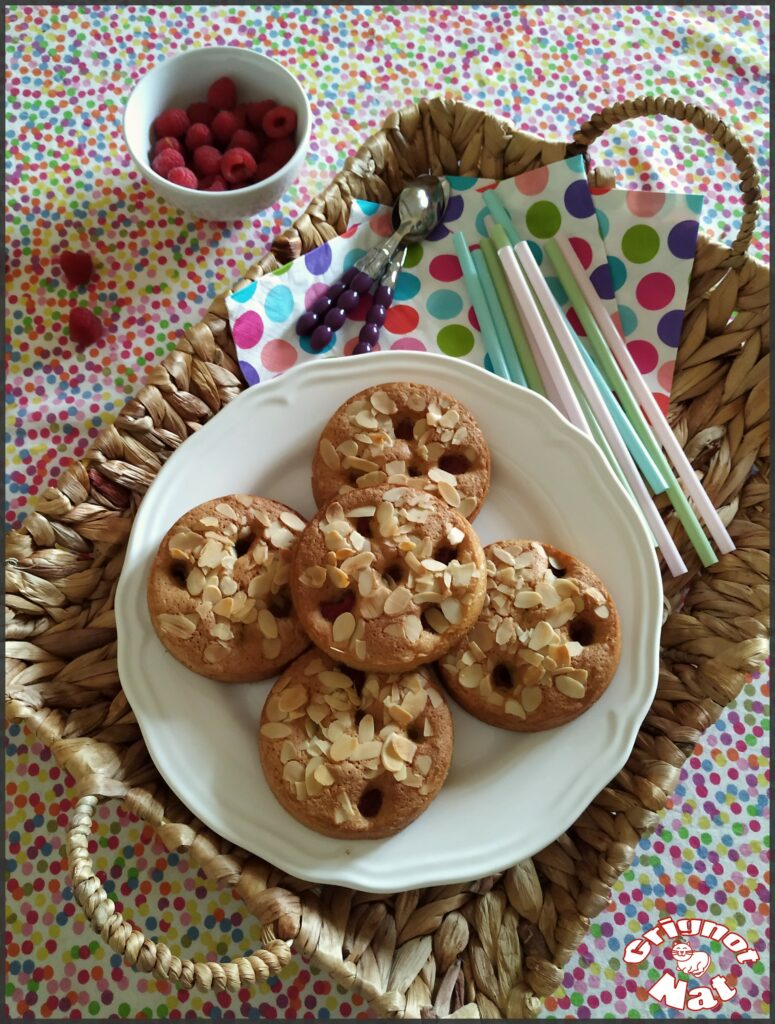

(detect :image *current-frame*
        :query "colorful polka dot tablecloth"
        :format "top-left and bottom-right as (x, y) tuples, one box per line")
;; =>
(5, 5), (770, 1020)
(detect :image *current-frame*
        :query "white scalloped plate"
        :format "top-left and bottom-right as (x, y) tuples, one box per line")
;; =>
(116, 351), (662, 892)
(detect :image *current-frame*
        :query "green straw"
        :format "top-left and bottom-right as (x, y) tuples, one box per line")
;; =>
(479, 235), (544, 394)
(544, 236), (717, 567)
(452, 232), (510, 380)
(472, 247), (527, 386)
(483, 190), (521, 246)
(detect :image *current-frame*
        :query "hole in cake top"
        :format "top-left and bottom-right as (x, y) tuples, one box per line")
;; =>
(407, 722), (423, 743)
(382, 563), (404, 587)
(393, 418), (414, 441)
(268, 585), (292, 618)
(342, 666), (366, 696)
(547, 554), (567, 578)
(438, 452), (471, 475)
(170, 562), (189, 587)
(358, 788), (383, 818)
(407, 465), (422, 478)
(492, 663), (514, 690)
(434, 545), (459, 565)
(568, 615), (596, 647)
(354, 518), (372, 538)
(234, 531), (253, 558)
(320, 590), (356, 622)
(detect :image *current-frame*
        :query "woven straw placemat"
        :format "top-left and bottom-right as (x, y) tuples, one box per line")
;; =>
(5, 96), (769, 1018)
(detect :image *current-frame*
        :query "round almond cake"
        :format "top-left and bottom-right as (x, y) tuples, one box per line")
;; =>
(439, 540), (621, 731)
(147, 495), (309, 682)
(291, 485), (487, 673)
(259, 649), (454, 838)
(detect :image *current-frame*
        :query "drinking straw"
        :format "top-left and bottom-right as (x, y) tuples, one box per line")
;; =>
(483, 190), (521, 246)
(510, 240), (688, 577)
(573, 333), (668, 494)
(544, 236), (718, 568)
(452, 233), (510, 380)
(497, 245), (588, 432)
(554, 233), (735, 556)
(471, 247), (527, 386)
(480, 231), (545, 393)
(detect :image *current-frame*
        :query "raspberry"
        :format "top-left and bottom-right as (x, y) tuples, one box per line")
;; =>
(262, 105), (297, 139)
(185, 122), (213, 150)
(211, 109), (245, 145)
(220, 147), (257, 185)
(197, 175), (227, 192)
(68, 307), (104, 348)
(59, 250), (94, 287)
(186, 101), (216, 126)
(152, 107), (190, 139)
(207, 76), (237, 110)
(228, 129), (261, 159)
(167, 166), (198, 189)
(253, 161), (281, 182)
(151, 136), (184, 158)
(263, 138), (295, 166)
(246, 99), (276, 130)
(151, 149), (185, 177)
(192, 145), (223, 177)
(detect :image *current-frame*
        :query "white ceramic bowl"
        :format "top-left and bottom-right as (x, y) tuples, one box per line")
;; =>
(123, 46), (311, 220)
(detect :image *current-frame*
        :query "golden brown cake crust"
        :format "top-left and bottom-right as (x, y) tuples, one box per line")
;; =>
(259, 649), (453, 839)
(291, 485), (487, 673)
(147, 495), (309, 682)
(439, 540), (621, 732)
(311, 382), (491, 521)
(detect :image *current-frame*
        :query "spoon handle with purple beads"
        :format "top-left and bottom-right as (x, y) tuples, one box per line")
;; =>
(353, 247), (407, 355)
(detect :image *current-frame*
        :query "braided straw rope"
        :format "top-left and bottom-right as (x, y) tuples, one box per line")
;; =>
(5, 97), (769, 1017)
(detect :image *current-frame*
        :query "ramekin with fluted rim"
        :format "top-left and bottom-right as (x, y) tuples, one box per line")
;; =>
(123, 46), (311, 220)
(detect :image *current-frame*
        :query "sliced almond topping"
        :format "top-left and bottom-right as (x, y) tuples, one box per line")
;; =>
(423, 719), (435, 737)
(198, 538), (224, 569)
(403, 614), (423, 643)
(314, 763), (335, 787)
(521, 686), (543, 713)
(203, 643), (221, 663)
(319, 437), (341, 470)
(440, 597), (462, 625)
(215, 502), (240, 521)
(267, 525), (295, 549)
(327, 565), (350, 589)
(213, 596), (235, 618)
(300, 565), (327, 588)
(210, 622), (233, 641)
(252, 542), (268, 565)
(329, 733), (358, 761)
(282, 760), (304, 782)
(555, 675), (586, 699)
(446, 525), (465, 546)
(384, 622), (406, 639)
(415, 754), (432, 776)
(169, 529), (203, 553)
(381, 739), (404, 774)
(511, 550), (535, 570)
(355, 409), (379, 430)
(594, 604), (610, 619)
(504, 699), (526, 718)
(357, 470), (388, 488)
(370, 389), (398, 415)
(391, 733), (417, 762)
(565, 641), (584, 658)
(248, 573), (272, 599)
(261, 722), (292, 739)
(528, 620), (556, 651)
(263, 637), (283, 660)
(186, 567), (206, 596)
(258, 608), (279, 639)
(158, 612), (197, 638)
(437, 481), (461, 508)
(495, 619), (515, 645)
(350, 740), (383, 761)
(332, 611), (356, 644)
(280, 740), (296, 763)
(457, 495), (477, 518)
(515, 591), (543, 609)
(459, 663), (484, 689)
(280, 510), (306, 532)
(278, 685), (307, 713)
(518, 648), (543, 667)
(384, 586), (412, 616)
(358, 714), (375, 744)
(345, 455), (380, 473)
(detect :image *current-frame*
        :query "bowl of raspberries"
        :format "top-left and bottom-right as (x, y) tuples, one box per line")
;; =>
(124, 46), (310, 220)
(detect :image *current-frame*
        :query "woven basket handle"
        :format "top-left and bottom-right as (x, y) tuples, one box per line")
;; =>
(572, 94), (762, 268)
(68, 795), (292, 990)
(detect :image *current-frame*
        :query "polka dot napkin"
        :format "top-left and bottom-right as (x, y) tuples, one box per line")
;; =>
(227, 156), (702, 407)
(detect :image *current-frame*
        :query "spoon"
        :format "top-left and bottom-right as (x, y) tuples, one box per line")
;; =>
(296, 175), (451, 350)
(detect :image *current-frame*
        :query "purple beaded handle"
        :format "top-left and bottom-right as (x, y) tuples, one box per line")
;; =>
(295, 266), (374, 351)
(353, 248), (406, 354)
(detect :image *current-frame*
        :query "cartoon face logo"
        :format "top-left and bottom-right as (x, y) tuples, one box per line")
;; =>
(671, 940), (712, 977)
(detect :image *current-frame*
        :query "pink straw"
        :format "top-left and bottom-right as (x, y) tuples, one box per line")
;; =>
(497, 246), (589, 435)
(555, 235), (735, 556)
(511, 241), (688, 578)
